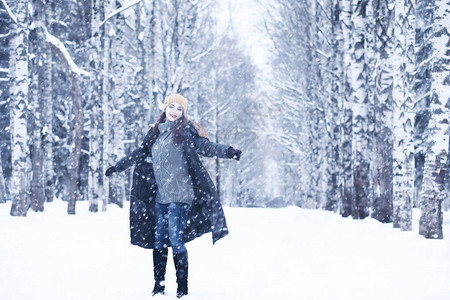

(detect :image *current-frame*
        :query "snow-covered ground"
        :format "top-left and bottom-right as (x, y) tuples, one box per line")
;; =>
(1, 201), (449, 300)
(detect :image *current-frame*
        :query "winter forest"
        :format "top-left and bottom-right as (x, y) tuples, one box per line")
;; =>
(0, 0), (449, 244)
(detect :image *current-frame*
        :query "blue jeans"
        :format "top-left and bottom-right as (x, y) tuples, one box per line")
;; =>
(154, 202), (190, 254)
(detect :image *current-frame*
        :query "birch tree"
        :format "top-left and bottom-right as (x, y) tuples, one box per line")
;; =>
(445, 139), (450, 211)
(0, 150), (6, 203)
(41, 1), (53, 204)
(350, 0), (370, 219)
(108, 10), (127, 208)
(133, 0), (154, 128)
(88, 0), (103, 212)
(419, 0), (449, 239)
(392, 0), (415, 230)
(9, 0), (30, 216)
(146, 0), (161, 123)
(340, 0), (354, 217)
(310, 0), (331, 209)
(29, 10), (45, 212)
(101, 0), (114, 211)
(29, 0), (54, 211)
(371, 0), (395, 223)
(324, 0), (343, 212)
(413, 0), (432, 208)
(0, 1), (10, 203)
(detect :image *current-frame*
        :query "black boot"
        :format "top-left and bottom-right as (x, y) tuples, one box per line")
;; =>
(152, 248), (168, 296)
(173, 251), (188, 298)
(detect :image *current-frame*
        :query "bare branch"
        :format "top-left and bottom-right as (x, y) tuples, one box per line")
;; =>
(100, 0), (143, 27)
(1, 0), (18, 24)
(45, 29), (91, 77)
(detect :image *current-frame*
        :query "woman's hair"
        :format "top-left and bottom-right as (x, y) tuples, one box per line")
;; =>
(148, 111), (189, 148)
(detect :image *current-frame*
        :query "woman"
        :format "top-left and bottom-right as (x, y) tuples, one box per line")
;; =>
(105, 94), (241, 298)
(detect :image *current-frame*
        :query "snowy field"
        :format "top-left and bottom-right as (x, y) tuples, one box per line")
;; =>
(1, 201), (450, 300)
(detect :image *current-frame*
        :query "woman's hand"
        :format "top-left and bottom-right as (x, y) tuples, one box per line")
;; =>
(226, 147), (242, 161)
(105, 166), (117, 176)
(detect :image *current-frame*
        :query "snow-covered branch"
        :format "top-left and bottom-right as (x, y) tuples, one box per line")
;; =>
(100, 0), (143, 27)
(1, 0), (18, 24)
(45, 30), (91, 77)
(189, 24), (232, 63)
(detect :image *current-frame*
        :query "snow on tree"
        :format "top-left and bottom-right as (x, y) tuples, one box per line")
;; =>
(87, 0), (103, 212)
(41, 1), (54, 205)
(350, 0), (370, 219)
(9, 0), (30, 216)
(324, 0), (343, 212)
(418, 0), (449, 239)
(0, 0), (448, 239)
(339, 0), (354, 217)
(392, 0), (415, 230)
(0, 0), (10, 204)
(371, 0), (395, 223)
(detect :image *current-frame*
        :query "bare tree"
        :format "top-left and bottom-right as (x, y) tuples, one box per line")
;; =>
(351, 0), (370, 219)
(392, 0), (415, 230)
(418, 0), (449, 239)
(9, 0), (30, 216)
(324, 0), (343, 212)
(371, 0), (395, 223)
(0, 1), (10, 204)
(41, 1), (53, 204)
(88, 0), (103, 212)
(339, 0), (354, 217)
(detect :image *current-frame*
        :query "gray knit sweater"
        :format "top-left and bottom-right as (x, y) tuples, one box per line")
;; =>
(151, 121), (194, 205)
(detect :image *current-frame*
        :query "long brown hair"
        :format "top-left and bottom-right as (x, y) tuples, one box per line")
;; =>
(148, 111), (189, 149)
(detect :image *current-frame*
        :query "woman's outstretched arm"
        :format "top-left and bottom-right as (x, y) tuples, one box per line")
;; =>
(188, 123), (241, 160)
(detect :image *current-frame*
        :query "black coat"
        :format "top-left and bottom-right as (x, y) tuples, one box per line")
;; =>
(114, 123), (230, 249)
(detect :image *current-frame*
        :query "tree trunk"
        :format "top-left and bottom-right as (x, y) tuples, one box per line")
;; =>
(413, 0), (433, 209)
(67, 73), (82, 215)
(365, 0), (376, 210)
(419, 0), (449, 239)
(9, 0), (30, 217)
(109, 12), (126, 208)
(88, 0), (103, 213)
(29, 0), (52, 212)
(372, 0), (394, 223)
(324, 0), (342, 212)
(29, 20), (45, 212)
(134, 0), (151, 130)
(0, 2), (10, 204)
(101, 0), (114, 212)
(444, 137), (450, 211)
(351, 0), (370, 219)
(392, 0), (415, 230)
(339, 0), (353, 217)
(0, 145), (6, 203)
(149, 0), (159, 123)
(47, 41), (83, 215)
(42, 2), (54, 203)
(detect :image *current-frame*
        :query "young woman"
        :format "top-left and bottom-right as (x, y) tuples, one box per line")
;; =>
(105, 94), (241, 298)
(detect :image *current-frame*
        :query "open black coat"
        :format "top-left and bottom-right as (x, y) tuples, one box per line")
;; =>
(114, 123), (230, 249)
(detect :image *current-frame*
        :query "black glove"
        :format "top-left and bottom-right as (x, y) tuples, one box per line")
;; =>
(105, 166), (117, 177)
(226, 147), (242, 161)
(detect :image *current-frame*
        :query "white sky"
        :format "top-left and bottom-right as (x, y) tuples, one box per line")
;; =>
(216, 0), (273, 70)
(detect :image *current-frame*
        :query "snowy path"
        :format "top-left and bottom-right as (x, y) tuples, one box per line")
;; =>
(1, 201), (449, 300)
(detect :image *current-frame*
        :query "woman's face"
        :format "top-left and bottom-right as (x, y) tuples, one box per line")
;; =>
(165, 102), (183, 122)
